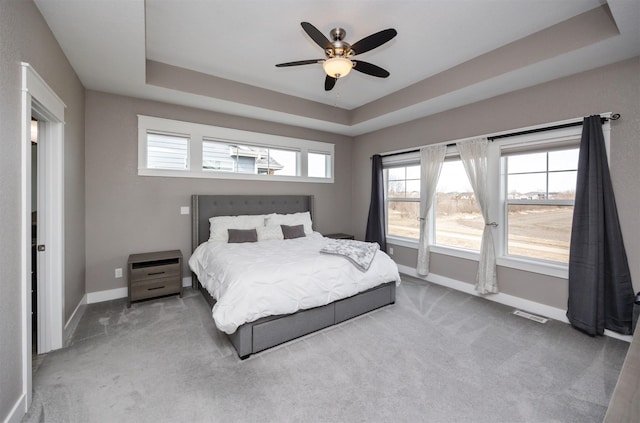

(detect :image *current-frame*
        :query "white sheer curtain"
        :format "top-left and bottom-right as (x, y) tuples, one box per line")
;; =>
(456, 138), (498, 294)
(417, 144), (447, 275)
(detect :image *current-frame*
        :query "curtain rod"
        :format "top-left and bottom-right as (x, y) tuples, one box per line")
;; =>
(374, 113), (620, 159)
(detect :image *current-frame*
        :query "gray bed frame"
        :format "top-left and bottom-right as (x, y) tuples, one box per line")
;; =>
(191, 194), (396, 359)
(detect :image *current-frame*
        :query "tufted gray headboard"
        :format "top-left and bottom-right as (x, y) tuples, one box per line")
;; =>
(191, 194), (314, 254)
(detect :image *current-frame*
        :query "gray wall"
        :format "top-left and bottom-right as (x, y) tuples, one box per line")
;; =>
(352, 58), (640, 309)
(0, 0), (85, 420)
(84, 90), (353, 294)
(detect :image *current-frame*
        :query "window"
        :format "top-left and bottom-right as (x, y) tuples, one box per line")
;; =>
(203, 140), (300, 176)
(138, 115), (334, 183)
(385, 165), (420, 239)
(434, 159), (482, 251)
(503, 147), (578, 263)
(380, 117), (610, 277)
(308, 152), (331, 178)
(146, 132), (189, 170)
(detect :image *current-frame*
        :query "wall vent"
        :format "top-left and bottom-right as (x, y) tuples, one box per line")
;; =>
(513, 310), (548, 324)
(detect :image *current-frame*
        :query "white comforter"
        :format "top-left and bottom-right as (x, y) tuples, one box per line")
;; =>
(189, 233), (401, 334)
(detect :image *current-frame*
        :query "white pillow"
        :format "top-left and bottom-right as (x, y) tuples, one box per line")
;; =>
(264, 211), (313, 235)
(256, 225), (284, 241)
(209, 214), (266, 241)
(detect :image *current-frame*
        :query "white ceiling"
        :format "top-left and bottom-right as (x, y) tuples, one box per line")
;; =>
(34, 0), (640, 136)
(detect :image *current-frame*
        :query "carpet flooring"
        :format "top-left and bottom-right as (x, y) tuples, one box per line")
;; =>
(23, 276), (629, 422)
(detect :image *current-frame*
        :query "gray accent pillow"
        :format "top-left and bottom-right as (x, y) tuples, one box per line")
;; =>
(227, 228), (258, 243)
(281, 224), (306, 240)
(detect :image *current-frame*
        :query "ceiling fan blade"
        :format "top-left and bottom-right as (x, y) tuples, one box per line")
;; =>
(352, 60), (390, 78)
(275, 59), (323, 67)
(350, 28), (397, 55)
(301, 22), (332, 50)
(325, 75), (337, 91)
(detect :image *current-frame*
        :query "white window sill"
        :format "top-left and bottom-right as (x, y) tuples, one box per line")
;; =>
(386, 236), (418, 249)
(496, 256), (568, 279)
(430, 245), (480, 262)
(388, 236), (568, 278)
(138, 168), (334, 183)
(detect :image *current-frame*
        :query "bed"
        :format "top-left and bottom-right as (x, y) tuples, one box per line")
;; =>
(190, 194), (400, 359)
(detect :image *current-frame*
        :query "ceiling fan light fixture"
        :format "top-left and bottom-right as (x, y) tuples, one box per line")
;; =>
(322, 57), (353, 79)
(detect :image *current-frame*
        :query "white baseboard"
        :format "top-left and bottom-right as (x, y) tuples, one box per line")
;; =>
(86, 287), (128, 304)
(86, 276), (193, 304)
(398, 264), (569, 322)
(4, 393), (26, 423)
(63, 294), (87, 344)
(397, 264), (633, 343)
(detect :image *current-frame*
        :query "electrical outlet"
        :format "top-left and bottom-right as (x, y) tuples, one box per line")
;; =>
(389, 247), (394, 255)
(115, 268), (123, 278)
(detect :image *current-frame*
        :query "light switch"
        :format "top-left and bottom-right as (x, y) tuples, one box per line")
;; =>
(180, 206), (190, 215)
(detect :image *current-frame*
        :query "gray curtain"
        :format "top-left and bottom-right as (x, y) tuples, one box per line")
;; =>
(365, 154), (387, 252)
(567, 115), (634, 336)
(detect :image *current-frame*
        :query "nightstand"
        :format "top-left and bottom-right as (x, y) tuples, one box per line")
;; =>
(127, 250), (182, 307)
(324, 233), (355, 240)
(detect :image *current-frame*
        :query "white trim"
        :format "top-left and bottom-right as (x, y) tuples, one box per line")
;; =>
(430, 245), (480, 262)
(3, 394), (26, 423)
(398, 264), (570, 321)
(397, 264), (632, 343)
(86, 287), (128, 304)
(496, 256), (568, 279)
(63, 294), (87, 345)
(20, 62), (66, 416)
(386, 236), (419, 249)
(86, 277), (192, 304)
(604, 330), (633, 343)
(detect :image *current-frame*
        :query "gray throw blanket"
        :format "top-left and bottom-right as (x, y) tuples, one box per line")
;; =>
(320, 239), (379, 272)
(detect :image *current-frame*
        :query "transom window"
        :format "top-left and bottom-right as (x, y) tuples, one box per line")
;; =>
(138, 115), (334, 183)
(147, 132), (189, 170)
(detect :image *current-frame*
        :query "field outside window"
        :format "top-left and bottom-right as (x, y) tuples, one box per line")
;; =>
(386, 166), (420, 239)
(504, 148), (578, 263)
(434, 160), (483, 251)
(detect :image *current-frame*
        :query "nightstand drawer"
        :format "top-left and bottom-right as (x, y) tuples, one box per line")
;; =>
(131, 277), (181, 302)
(130, 261), (180, 282)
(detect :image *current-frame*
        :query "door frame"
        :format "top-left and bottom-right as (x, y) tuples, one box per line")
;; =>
(20, 62), (66, 412)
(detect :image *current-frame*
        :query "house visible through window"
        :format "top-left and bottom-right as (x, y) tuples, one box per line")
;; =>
(138, 115), (333, 183)
(203, 140), (300, 176)
(147, 132), (189, 170)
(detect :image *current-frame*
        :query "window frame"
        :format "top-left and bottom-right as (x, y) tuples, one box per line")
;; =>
(382, 152), (421, 245)
(382, 118), (611, 278)
(138, 115), (334, 183)
(431, 151), (484, 256)
(502, 145), (578, 266)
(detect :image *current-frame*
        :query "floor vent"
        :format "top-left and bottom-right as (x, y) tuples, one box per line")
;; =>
(513, 310), (548, 324)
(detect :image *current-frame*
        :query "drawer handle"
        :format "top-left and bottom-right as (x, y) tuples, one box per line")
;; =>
(148, 286), (165, 291)
(147, 271), (165, 276)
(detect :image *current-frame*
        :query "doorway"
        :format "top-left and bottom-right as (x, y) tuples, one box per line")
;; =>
(31, 118), (38, 357)
(21, 62), (66, 413)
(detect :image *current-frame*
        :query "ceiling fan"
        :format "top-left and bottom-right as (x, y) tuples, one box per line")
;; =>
(275, 22), (397, 91)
